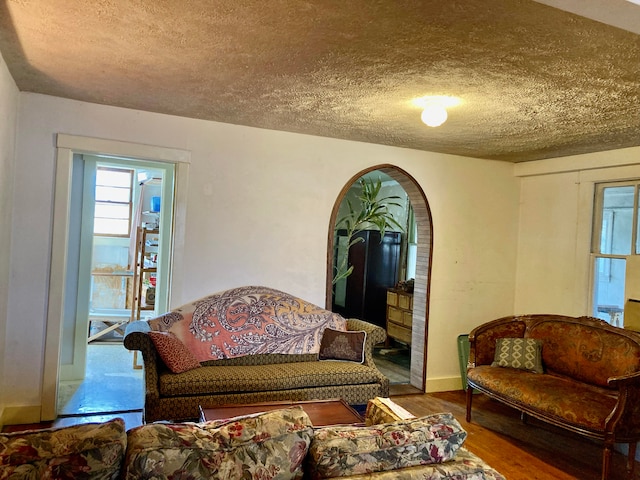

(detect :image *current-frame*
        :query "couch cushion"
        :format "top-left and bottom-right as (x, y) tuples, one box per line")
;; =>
(306, 413), (466, 479)
(124, 406), (313, 479)
(491, 337), (543, 373)
(467, 365), (618, 432)
(158, 361), (383, 397)
(318, 447), (506, 480)
(0, 418), (126, 480)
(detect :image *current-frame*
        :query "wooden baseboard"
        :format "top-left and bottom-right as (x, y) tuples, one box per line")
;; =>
(1, 404), (41, 426)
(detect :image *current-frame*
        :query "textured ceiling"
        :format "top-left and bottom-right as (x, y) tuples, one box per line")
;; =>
(1, 0), (639, 162)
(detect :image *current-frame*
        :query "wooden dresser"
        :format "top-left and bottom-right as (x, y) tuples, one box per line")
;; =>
(386, 288), (413, 345)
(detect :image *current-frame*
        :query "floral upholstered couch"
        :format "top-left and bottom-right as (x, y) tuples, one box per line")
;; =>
(466, 314), (640, 480)
(0, 399), (506, 479)
(124, 286), (389, 422)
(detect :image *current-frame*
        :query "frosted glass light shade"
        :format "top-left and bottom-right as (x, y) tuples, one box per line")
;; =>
(421, 104), (448, 127)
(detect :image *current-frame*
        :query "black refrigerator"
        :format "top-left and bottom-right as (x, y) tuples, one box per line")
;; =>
(333, 229), (401, 327)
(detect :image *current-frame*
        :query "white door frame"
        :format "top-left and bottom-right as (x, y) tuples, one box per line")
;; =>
(43, 134), (190, 421)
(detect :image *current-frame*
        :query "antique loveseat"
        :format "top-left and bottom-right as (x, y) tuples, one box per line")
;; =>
(124, 286), (389, 422)
(0, 398), (506, 479)
(466, 314), (640, 480)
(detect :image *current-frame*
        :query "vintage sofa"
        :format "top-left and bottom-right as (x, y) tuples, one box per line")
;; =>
(466, 314), (640, 480)
(0, 399), (506, 479)
(124, 286), (390, 422)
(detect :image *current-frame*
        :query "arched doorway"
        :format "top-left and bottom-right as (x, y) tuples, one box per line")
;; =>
(326, 165), (433, 391)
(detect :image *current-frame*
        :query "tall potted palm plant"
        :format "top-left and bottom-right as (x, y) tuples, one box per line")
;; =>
(333, 176), (404, 285)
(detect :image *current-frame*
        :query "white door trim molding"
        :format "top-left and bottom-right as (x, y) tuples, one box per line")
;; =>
(42, 134), (190, 421)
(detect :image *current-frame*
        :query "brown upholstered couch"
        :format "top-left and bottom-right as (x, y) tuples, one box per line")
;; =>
(124, 317), (389, 423)
(466, 314), (640, 480)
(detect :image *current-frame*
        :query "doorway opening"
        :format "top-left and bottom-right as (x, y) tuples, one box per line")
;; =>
(56, 154), (175, 419)
(326, 165), (432, 392)
(43, 134), (190, 422)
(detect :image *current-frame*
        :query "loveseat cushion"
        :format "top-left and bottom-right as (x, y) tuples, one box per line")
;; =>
(0, 418), (126, 480)
(467, 365), (618, 432)
(123, 406), (313, 479)
(158, 361), (383, 397)
(306, 413), (466, 479)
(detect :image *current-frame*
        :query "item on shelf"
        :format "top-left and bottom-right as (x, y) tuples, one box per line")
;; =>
(145, 287), (156, 305)
(396, 278), (415, 293)
(151, 196), (161, 212)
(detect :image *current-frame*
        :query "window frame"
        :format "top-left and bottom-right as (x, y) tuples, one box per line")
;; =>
(94, 166), (134, 237)
(591, 180), (640, 323)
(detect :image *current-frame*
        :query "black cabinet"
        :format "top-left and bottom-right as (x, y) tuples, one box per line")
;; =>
(333, 229), (401, 327)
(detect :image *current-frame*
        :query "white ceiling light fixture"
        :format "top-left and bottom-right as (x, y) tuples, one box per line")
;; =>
(412, 95), (462, 128)
(421, 104), (448, 127)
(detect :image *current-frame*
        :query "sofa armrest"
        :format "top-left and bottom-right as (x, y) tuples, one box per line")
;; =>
(123, 321), (160, 401)
(346, 318), (386, 366)
(606, 371), (640, 438)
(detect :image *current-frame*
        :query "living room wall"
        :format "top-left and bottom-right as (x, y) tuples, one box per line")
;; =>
(514, 149), (640, 316)
(0, 51), (19, 425)
(4, 92), (520, 423)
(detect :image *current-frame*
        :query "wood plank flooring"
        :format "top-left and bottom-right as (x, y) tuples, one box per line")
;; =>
(392, 390), (640, 480)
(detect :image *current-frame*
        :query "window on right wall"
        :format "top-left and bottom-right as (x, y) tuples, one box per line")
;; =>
(591, 181), (640, 327)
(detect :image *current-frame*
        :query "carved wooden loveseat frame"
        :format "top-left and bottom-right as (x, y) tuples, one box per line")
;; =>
(466, 314), (640, 480)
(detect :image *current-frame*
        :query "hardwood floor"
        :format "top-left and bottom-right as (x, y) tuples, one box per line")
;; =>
(391, 390), (640, 480)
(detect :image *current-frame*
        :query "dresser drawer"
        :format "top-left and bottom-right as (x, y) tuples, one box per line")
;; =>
(387, 322), (412, 345)
(387, 290), (398, 307)
(398, 292), (413, 310)
(387, 306), (403, 323)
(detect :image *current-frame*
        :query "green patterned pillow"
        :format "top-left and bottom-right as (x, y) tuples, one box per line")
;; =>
(492, 337), (544, 373)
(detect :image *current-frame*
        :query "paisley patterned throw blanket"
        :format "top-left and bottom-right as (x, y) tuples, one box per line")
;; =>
(148, 286), (347, 361)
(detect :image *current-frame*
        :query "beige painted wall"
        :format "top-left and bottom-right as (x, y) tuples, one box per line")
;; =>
(515, 150), (640, 315)
(2, 92), (520, 421)
(0, 50), (19, 425)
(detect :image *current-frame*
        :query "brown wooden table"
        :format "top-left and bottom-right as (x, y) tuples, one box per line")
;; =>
(199, 398), (364, 427)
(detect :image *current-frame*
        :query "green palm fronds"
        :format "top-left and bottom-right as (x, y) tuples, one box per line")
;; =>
(333, 176), (404, 284)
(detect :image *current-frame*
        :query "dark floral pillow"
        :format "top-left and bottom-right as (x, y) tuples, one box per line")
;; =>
(318, 328), (366, 363)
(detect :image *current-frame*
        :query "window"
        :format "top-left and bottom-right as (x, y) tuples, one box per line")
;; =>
(591, 181), (640, 326)
(94, 167), (133, 236)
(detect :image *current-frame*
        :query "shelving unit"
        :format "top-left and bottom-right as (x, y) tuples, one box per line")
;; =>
(87, 270), (133, 343)
(131, 226), (159, 321)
